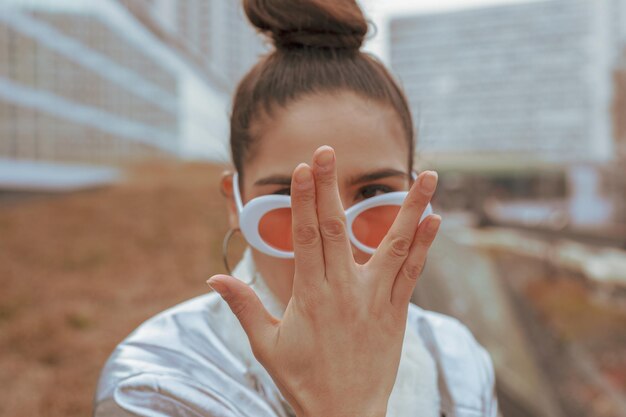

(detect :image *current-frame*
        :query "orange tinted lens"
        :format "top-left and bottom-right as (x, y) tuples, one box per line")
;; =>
(258, 207), (293, 251)
(352, 205), (400, 249)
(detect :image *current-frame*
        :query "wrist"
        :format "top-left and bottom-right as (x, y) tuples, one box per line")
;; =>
(297, 413), (386, 417)
(296, 412), (387, 417)
(296, 404), (387, 417)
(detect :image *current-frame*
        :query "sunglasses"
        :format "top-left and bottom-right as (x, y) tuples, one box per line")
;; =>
(232, 171), (433, 259)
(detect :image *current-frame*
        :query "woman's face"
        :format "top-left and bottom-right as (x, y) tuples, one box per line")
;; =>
(223, 91), (411, 305)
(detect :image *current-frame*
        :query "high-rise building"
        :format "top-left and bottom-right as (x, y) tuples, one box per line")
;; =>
(616, 50), (626, 158)
(618, 0), (626, 44)
(0, 0), (263, 169)
(145, 0), (267, 88)
(389, 0), (625, 164)
(389, 0), (626, 230)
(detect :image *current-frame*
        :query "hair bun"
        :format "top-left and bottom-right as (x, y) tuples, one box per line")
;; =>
(243, 0), (368, 51)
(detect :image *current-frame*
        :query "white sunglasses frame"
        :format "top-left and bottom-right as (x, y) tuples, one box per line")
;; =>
(232, 171), (433, 258)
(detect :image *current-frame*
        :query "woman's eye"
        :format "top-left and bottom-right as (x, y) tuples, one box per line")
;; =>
(270, 185), (392, 199)
(273, 188), (291, 196)
(357, 184), (393, 200)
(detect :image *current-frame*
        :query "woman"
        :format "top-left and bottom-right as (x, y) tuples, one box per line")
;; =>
(94, 1), (499, 416)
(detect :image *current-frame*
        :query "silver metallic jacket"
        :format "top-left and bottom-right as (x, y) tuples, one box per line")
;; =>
(94, 248), (498, 417)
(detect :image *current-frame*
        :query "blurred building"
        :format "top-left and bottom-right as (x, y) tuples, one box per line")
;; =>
(613, 47), (626, 230)
(390, 0), (626, 236)
(615, 49), (626, 158)
(124, 0), (266, 89)
(390, 0), (624, 161)
(0, 0), (264, 185)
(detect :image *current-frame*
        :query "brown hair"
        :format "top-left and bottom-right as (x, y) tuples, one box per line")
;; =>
(231, 0), (415, 187)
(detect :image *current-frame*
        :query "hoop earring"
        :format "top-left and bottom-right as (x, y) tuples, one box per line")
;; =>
(221, 227), (257, 286)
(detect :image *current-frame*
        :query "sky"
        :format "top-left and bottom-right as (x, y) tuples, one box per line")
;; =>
(360, 0), (542, 62)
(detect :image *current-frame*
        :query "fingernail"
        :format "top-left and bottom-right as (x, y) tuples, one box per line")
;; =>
(420, 171), (438, 194)
(315, 146), (334, 167)
(207, 276), (230, 298)
(428, 215), (442, 232)
(294, 164), (312, 185)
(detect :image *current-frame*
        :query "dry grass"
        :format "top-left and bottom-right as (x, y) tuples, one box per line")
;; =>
(525, 277), (626, 391)
(0, 161), (243, 417)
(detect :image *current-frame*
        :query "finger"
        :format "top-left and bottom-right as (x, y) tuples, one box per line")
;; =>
(366, 171), (438, 288)
(312, 146), (354, 278)
(390, 214), (441, 307)
(207, 274), (278, 360)
(290, 163), (325, 289)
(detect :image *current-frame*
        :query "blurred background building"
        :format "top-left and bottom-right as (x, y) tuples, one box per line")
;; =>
(389, 0), (626, 242)
(0, 0), (264, 190)
(124, 0), (264, 89)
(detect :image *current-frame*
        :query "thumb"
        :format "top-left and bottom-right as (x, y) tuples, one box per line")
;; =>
(207, 274), (278, 356)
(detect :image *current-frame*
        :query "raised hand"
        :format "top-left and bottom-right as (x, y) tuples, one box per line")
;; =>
(208, 145), (441, 417)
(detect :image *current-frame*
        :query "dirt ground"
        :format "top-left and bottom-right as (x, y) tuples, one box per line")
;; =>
(493, 253), (626, 417)
(0, 161), (243, 417)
